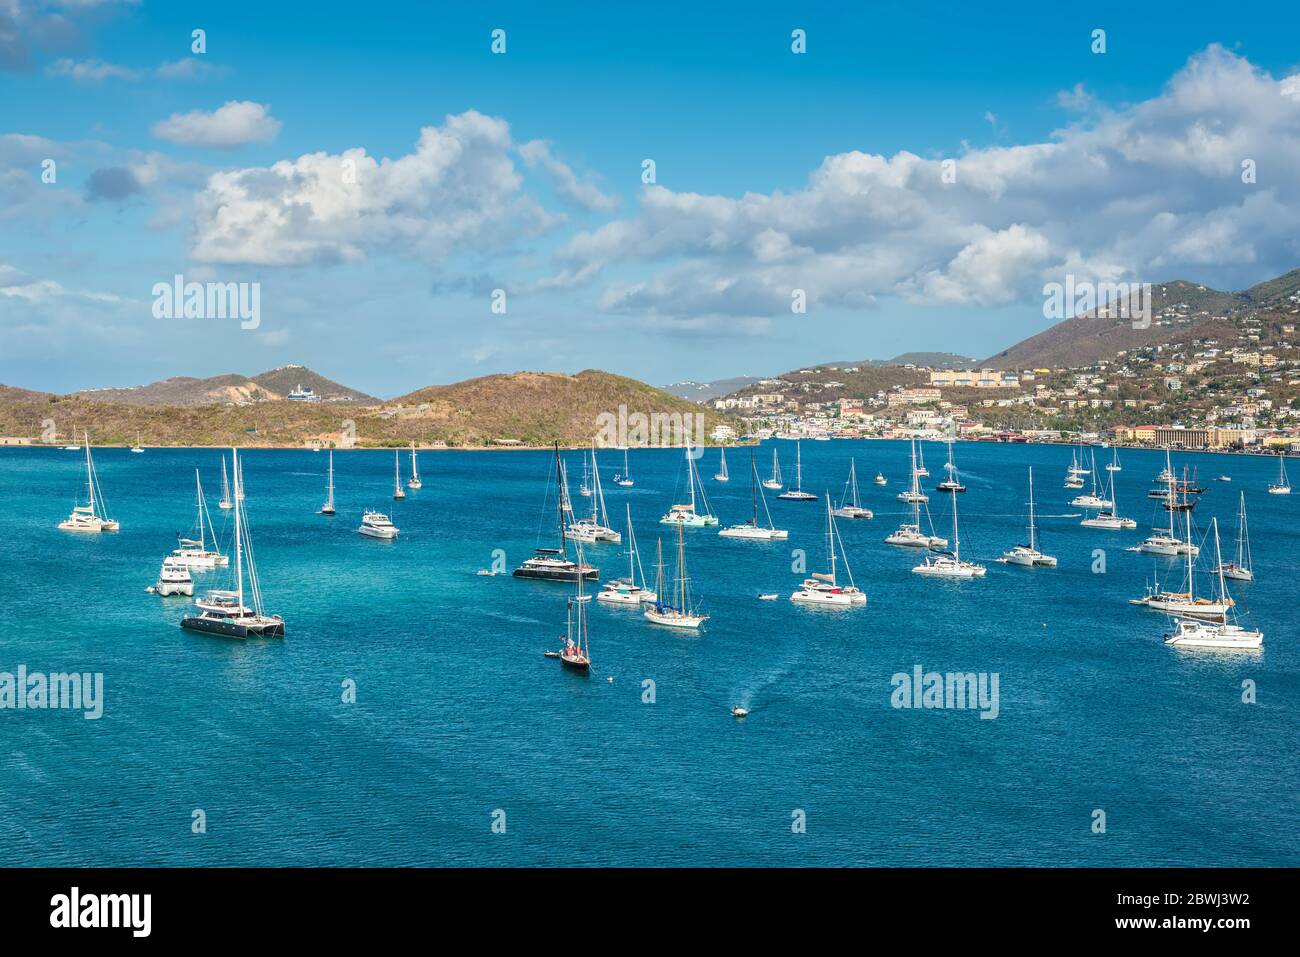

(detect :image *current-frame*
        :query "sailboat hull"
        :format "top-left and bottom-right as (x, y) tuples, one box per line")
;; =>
(180, 614), (285, 639)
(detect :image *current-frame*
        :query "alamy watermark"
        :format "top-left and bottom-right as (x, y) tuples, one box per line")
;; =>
(1, 666), (103, 719)
(594, 404), (706, 452)
(890, 665), (999, 719)
(1043, 275), (1151, 330)
(152, 274), (261, 329)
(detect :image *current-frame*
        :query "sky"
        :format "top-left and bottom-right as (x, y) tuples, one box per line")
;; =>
(2, 0), (1299, 398)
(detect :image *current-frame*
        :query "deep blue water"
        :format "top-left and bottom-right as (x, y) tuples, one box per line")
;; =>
(1, 440), (1296, 867)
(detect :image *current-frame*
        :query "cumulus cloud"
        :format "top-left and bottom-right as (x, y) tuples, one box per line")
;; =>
(47, 57), (139, 81)
(545, 45), (1300, 327)
(189, 109), (560, 266)
(518, 139), (618, 211)
(152, 101), (282, 149)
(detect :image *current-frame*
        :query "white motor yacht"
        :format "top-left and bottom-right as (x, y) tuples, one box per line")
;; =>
(152, 558), (194, 597)
(358, 511), (399, 539)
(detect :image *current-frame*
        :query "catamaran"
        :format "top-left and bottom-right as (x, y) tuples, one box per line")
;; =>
(319, 449), (336, 515)
(1130, 457), (1197, 553)
(1218, 490), (1254, 582)
(1071, 451), (1112, 509)
(1268, 453), (1291, 494)
(1130, 513), (1232, 622)
(886, 439), (947, 548)
(1105, 448), (1121, 472)
(181, 448), (285, 639)
(720, 450), (788, 540)
(130, 432), (144, 453)
(358, 510), (399, 539)
(613, 447), (634, 487)
(1064, 445), (1086, 489)
(218, 456), (234, 510)
(169, 469), (227, 567)
(935, 441), (966, 493)
(762, 447), (784, 490)
(791, 499), (866, 605)
(515, 445), (599, 582)
(999, 467), (1057, 567)
(714, 447), (729, 482)
(1163, 519), (1262, 650)
(392, 449), (405, 500)
(915, 443), (929, 478)
(567, 444), (621, 542)
(1080, 467), (1135, 528)
(58, 433), (119, 532)
(407, 442), (422, 490)
(597, 505), (658, 605)
(578, 451), (593, 497)
(660, 441), (719, 526)
(777, 441), (817, 500)
(832, 458), (872, 519)
(557, 539), (594, 673)
(913, 479), (985, 578)
(151, 558), (194, 597)
(644, 526), (708, 628)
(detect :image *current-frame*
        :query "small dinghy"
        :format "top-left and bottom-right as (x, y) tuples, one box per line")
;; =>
(758, 593), (779, 601)
(731, 706), (749, 718)
(543, 650), (561, 658)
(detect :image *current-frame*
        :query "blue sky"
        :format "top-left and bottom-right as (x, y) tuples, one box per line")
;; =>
(2, 0), (1299, 397)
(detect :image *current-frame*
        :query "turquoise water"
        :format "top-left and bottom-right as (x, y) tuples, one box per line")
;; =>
(1, 440), (1296, 866)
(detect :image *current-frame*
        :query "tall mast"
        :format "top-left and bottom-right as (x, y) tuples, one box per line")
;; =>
(826, 498), (836, 585)
(677, 520), (686, 612)
(327, 450), (334, 506)
(1238, 490), (1249, 569)
(951, 479), (961, 562)
(84, 437), (95, 514)
(625, 504), (635, 580)
(910, 439), (921, 524)
(849, 459), (859, 508)
(795, 442), (802, 491)
(233, 449), (244, 611)
(195, 469), (205, 549)
(1212, 518), (1227, 606)
(750, 450), (758, 525)
(553, 444), (567, 559)
(1028, 467), (1037, 552)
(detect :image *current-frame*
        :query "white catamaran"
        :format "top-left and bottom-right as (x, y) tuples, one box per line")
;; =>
(613, 447), (634, 487)
(597, 505), (658, 605)
(1268, 453), (1291, 494)
(58, 433), (119, 532)
(1130, 514), (1232, 622)
(886, 439), (947, 548)
(1218, 490), (1254, 582)
(720, 450), (788, 540)
(1080, 466), (1135, 529)
(791, 499), (866, 605)
(567, 443), (621, 543)
(762, 447), (784, 490)
(935, 441), (966, 494)
(1071, 451), (1112, 509)
(1129, 455), (1196, 553)
(776, 441), (817, 500)
(832, 458), (872, 519)
(714, 446), (729, 482)
(660, 441), (719, 526)
(913, 480), (985, 578)
(169, 469), (228, 567)
(218, 456), (234, 510)
(1163, 518), (1262, 650)
(999, 467), (1057, 567)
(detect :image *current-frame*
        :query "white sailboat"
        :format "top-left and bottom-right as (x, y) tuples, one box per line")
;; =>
(886, 439), (947, 548)
(218, 456), (234, 510)
(1218, 490), (1253, 582)
(1071, 451), (1112, 509)
(1164, 519), (1262, 650)
(407, 442), (422, 490)
(832, 458), (872, 519)
(169, 469), (228, 567)
(578, 451), (593, 497)
(597, 505), (658, 605)
(762, 447), (784, 490)
(1130, 513), (1232, 621)
(720, 450), (788, 539)
(915, 442), (929, 478)
(613, 447), (634, 487)
(182, 448), (285, 639)
(393, 449), (405, 500)
(1080, 466), (1135, 528)
(913, 480), (985, 578)
(567, 443), (621, 542)
(58, 433), (119, 532)
(777, 441), (817, 500)
(513, 445), (599, 582)
(1129, 454), (1196, 552)
(644, 525), (708, 628)
(1105, 448), (1121, 472)
(935, 441), (966, 493)
(1268, 453), (1291, 494)
(319, 449), (336, 515)
(130, 431), (144, 453)
(999, 467), (1057, 567)
(660, 440), (719, 526)
(874, 472), (887, 486)
(714, 446), (729, 482)
(791, 499), (867, 605)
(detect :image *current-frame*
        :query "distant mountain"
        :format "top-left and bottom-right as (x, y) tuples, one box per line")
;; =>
(822, 351), (978, 370)
(72, 365), (378, 407)
(981, 269), (1300, 370)
(661, 376), (762, 402)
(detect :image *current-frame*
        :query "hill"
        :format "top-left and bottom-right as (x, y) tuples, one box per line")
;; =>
(661, 376), (763, 402)
(980, 270), (1300, 370)
(72, 365), (377, 407)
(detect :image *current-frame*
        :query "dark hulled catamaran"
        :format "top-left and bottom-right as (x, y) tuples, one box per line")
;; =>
(513, 444), (599, 583)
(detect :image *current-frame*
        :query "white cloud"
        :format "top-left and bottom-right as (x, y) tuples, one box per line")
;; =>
(47, 57), (140, 82)
(189, 110), (560, 266)
(152, 101), (282, 149)
(518, 139), (618, 211)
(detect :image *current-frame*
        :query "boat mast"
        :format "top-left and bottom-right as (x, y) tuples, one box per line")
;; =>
(794, 441), (802, 491)
(1212, 518), (1227, 609)
(850, 459), (859, 508)
(84, 437), (96, 515)
(825, 498), (836, 586)
(1028, 467), (1037, 552)
(233, 449), (244, 612)
(195, 469), (206, 550)
(750, 450), (758, 526)
(553, 444), (568, 560)
(1237, 491), (1250, 570)
(951, 478), (961, 562)
(327, 450), (335, 507)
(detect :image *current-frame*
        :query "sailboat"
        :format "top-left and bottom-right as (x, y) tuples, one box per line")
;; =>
(182, 448), (285, 639)
(1064, 446), (1085, 489)
(567, 443), (621, 542)
(130, 432), (144, 453)
(514, 445), (599, 582)
(218, 456), (234, 510)
(886, 439), (947, 548)
(578, 451), (593, 497)
(58, 433), (119, 532)
(720, 450), (788, 539)
(913, 481), (985, 578)
(935, 441), (966, 493)
(1130, 455), (1197, 553)
(832, 458), (872, 519)
(319, 449), (337, 515)
(1130, 513), (1232, 622)
(1268, 453), (1291, 494)
(392, 449), (405, 500)
(556, 540), (594, 673)
(644, 525), (708, 628)
(235, 455), (245, 502)
(874, 472), (887, 486)
(169, 469), (228, 567)
(791, 499), (866, 605)
(714, 447), (729, 482)
(999, 467), (1057, 567)
(915, 443), (929, 478)
(776, 441), (817, 500)
(407, 442), (422, 490)
(1163, 519), (1262, 650)
(762, 447), (784, 490)
(1080, 466), (1135, 528)
(597, 505), (658, 605)
(1071, 451), (1112, 509)
(660, 440), (719, 526)
(1218, 491), (1254, 582)
(613, 447), (634, 487)
(1105, 448), (1121, 472)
